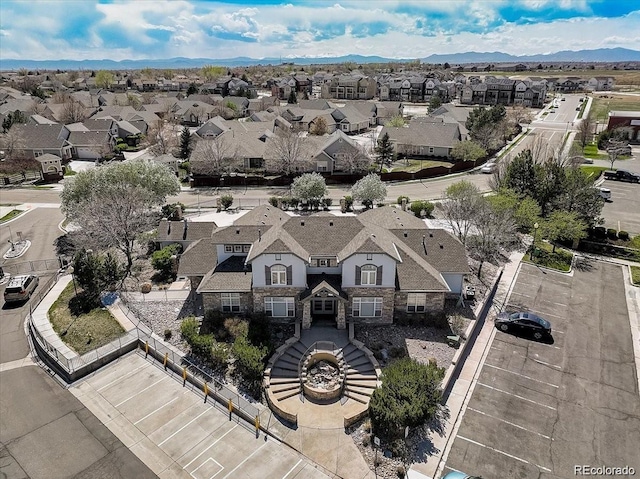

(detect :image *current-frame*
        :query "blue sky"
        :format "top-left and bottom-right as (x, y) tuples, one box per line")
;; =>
(1, 0), (638, 60)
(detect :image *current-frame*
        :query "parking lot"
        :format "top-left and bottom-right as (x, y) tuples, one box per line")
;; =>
(70, 352), (331, 479)
(601, 178), (640, 236)
(443, 262), (640, 478)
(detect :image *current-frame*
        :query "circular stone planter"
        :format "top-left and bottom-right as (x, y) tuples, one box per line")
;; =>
(301, 351), (345, 401)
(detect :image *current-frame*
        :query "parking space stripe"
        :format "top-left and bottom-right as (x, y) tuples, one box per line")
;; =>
(457, 436), (552, 473)
(97, 363), (148, 391)
(134, 396), (179, 425)
(114, 376), (167, 407)
(467, 407), (553, 440)
(483, 363), (559, 388)
(220, 441), (269, 479)
(184, 424), (238, 470)
(158, 408), (210, 446)
(191, 457), (224, 479)
(281, 459), (303, 479)
(477, 382), (557, 410)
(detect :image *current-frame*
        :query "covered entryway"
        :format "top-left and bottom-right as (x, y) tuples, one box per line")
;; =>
(300, 274), (347, 330)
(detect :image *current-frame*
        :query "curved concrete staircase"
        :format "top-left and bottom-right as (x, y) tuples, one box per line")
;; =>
(264, 338), (380, 426)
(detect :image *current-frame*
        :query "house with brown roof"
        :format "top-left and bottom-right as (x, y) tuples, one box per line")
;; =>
(176, 205), (468, 329)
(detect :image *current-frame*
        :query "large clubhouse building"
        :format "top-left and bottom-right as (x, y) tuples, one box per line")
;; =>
(166, 205), (469, 329)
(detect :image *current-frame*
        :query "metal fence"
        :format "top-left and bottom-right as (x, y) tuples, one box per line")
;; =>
(2, 258), (64, 275)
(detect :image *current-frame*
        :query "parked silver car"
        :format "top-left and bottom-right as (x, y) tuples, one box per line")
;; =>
(3, 275), (39, 304)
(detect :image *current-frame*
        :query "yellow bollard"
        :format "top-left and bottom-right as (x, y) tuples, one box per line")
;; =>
(204, 383), (209, 403)
(145, 341), (149, 358)
(182, 367), (187, 386)
(163, 352), (168, 369)
(255, 415), (260, 431)
(228, 399), (233, 414)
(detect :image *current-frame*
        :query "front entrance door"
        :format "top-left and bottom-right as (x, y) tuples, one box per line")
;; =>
(312, 299), (335, 315)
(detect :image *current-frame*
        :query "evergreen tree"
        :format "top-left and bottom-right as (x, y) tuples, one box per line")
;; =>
(179, 127), (192, 160)
(375, 132), (394, 173)
(287, 91), (298, 104)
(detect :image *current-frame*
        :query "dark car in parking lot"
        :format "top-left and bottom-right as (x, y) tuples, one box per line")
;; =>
(495, 311), (552, 340)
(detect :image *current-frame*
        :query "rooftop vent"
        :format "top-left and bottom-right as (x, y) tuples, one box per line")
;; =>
(236, 228), (240, 234)
(422, 235), (427, 255)
(429, 232), (433, 237)
(439, 243), (444, 249)
(329, 221), (334, 226)
(301, 220), (305, 226)
(403, 231), (407, 237)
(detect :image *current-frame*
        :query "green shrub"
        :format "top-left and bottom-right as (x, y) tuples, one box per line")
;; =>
(161, 202), (186, 220)
(410, 200), (435, 218)
(210, 342), (230, 372)
(618, 230), (629, 241)
(390, 439), (409, 460)
(323, 198), (332, 209)
(389, 346), (407, 359)
(164, 329), (172, 340)
(220, 194), (234, 210)
(289, 198), (299, 209)
(268, 196), (279, 207)
(344, 196), (353, 211)
(592, 226), (607, 240)
(369, 357), (444, 439)
(607, 228), (618, 240)
(151, 244), (180, 279)
(180, 317), (200, 342)
(190, 333), (214, 357)
(224, 317), (248, 340)
(397, 195), (410, 205)
(232, 334), (268, 398)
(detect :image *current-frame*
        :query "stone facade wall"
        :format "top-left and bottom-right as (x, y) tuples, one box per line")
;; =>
(342, 287), (395, 325)
(393, 291), (446, 323)
(201, 292), (253, 316)
(252, 287), (305, 321)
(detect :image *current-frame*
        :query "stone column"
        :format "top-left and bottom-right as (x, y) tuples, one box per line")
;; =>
(336, 301), (346, 330)
(302, 302), (311, 329)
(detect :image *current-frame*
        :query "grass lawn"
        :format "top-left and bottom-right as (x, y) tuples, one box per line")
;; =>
(64, 165), (76, 176)
(48, 282), (125, 355)
(582, 143), (608, 160)
(580, 165), (609, 179)
(391, 159), (451, 173)
(631, 266), (640, 286)
(522, 241), (573, 272)
(0, 209), (23, 223)
(590, 94), (640, 123)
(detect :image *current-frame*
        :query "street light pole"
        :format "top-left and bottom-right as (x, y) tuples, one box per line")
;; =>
(530, 222), (539, 260)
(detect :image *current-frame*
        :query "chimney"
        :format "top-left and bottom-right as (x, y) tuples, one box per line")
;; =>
(422, 235), (427, 255)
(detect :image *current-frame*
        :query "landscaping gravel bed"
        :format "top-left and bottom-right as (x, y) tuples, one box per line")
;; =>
(124, 299), (196, 349)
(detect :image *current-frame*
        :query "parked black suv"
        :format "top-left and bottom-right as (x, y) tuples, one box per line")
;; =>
(603, 170), (640, 183)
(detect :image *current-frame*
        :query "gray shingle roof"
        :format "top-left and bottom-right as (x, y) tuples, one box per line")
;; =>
(10, 123), (66, 149)
(389, 229), (469, 273)
(177, 238), (218, 276)
(197, 256), (252, 292)
(210, 225), (273, 244)
(157, 219), (217, 242)
(381, 121), (461, 149)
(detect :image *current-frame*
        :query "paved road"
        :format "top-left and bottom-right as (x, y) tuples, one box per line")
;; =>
(443, 262), (640, 478)
(0, 208), (157, 479)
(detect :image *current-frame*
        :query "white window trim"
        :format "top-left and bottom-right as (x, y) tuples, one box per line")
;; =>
(271, 264), (287, 285)
(360, 264), (377, 285)
(233, 245), (243, 253)
(224, 245), (233, 253)
(352, 297), (382, 317)
(265, 297), (295, 317)
(221, 292), (241, 312)
(406, 293), (426, 313)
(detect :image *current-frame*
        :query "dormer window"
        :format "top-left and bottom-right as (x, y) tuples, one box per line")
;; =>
(318, 259), (329, 267)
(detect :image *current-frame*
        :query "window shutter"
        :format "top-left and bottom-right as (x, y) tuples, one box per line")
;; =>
(355, 265), (361, 285)
(376, 265), (383, 285)
(286, 265), (292, 285)
(265, 265), (271, 285)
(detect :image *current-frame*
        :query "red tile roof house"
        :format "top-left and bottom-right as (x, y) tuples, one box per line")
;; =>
(175, 205), (469, 329)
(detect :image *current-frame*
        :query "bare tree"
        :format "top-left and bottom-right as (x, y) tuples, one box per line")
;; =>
(61, 98), (87, 123)
(147, 120), (178, 156)
(265, 127), (312, 175)
(0, 128), (26, 159)
(507, 104), (533, 126)
(467, 197), (519, 278)
(606, 139), (629, 170)
(338, 145), (371, 174)
(439, 180), (483, 245)
(576, 115), (594, 151)
(190, 133), (238, 176)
